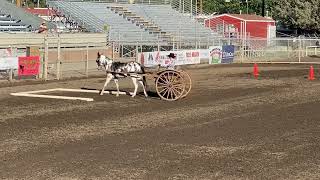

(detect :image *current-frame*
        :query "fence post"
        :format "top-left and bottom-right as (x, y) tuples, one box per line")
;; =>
(86, 44), (89, 77)
(57, 36), (61, 80)
(305, 46), (308, 57)
(44, 36), (49, 81)
(298, 36), (301, 63)
(135, 43), (139, 62)
(241, 41), (244, 63)
(121, 44), (124, 58)
(157, 35), (160, 52)
(173, 37), (175, 50)
(9, 68), (13, 82)
(287, 39), (290, 58)
(112, 42), (115, 61)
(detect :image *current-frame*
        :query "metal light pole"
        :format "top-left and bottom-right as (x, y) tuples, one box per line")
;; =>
(262, 0), (265, 16)
(199, 0), (202, 14)
(190, 0), (192, 18)
(195, 0), (197, 48)
(246, 0), (248, 14)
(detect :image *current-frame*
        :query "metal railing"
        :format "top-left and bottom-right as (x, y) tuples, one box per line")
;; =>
(0, 0), (56, 30)
(47, 0), (105, 32)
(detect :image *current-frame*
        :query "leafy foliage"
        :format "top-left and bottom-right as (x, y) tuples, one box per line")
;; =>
(202, 0), (319, 32)
(202, 0), (273, 15)
(273, 0), (320, 32)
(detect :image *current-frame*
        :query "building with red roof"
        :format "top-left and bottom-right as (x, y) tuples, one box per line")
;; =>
(204, 14), (276, 39)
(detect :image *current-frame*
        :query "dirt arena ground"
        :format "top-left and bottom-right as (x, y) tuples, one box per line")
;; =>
(1, 63), (320, 179)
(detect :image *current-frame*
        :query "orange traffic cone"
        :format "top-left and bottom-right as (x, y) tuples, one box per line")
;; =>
(253, 63), (259, 79)
(309, 66), (315, 80)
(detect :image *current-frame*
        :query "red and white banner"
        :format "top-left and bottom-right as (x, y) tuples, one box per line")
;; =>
(138, 50), (200, 67)
(18, 56), (40, 76)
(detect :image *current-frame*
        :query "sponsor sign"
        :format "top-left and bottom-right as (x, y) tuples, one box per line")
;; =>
(221, 45), (235, 64)
(138, 50), (200, 67)
(18, 56), (40, 76)
(209, 46), (222, 64)
(209, 45), (235, 64)
(199, 49), (210, 59)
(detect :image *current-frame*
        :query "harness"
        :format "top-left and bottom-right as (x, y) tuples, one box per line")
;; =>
(98, 55), (144, 79)
(99, 55), (113, 70)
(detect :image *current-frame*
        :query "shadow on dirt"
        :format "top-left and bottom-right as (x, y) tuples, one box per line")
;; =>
(80, 87), (161, 99)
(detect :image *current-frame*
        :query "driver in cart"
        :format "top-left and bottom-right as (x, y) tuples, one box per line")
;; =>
(167, 53), (176, 70)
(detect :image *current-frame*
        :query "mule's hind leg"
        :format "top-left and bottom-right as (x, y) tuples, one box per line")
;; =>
(138, 79), (148, 97)
(113, 78), (120, 97)
(100, 73), (113, 95)
(131, 77), (138, 98)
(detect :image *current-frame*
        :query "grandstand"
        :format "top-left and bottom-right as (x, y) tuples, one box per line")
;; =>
(0, 0), (55, 32)
(47, 0), (220, 46)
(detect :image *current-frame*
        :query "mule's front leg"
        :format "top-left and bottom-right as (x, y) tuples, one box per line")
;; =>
(114, 79), (120, 97)
(131, 77), (138, 98)
(138, 79), (148, 98)
(100, 73), (113, 95)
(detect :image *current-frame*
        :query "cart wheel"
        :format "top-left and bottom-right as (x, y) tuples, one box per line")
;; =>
(180, 71), (192, 98)
(155, 70), (185, 101)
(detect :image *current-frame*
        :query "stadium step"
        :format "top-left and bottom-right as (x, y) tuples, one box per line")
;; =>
(107, 5), (174, 43)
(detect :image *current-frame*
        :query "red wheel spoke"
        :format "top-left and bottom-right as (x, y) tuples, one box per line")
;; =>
(159, 87), (168, 94)
(169, 73), (174, 83)
(159, 76), (168, 83)
(156, 70), (191, 101)
(173, 83), (184, 88)
(157, 82), (168, 86)
(174, 86), (184, 91)
(164, 73), (170, 83)
(162, 89), (168, 97)
(166, 88), (171, 99)
(157, 84), (168, 89)
(173, 86), (183, 94)
(171, 87), (179, 98)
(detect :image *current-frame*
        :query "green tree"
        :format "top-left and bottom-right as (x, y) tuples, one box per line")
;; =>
(273, 0), (320, 32)
(202, 0), (273, 15)
(203, 0), (242, 14)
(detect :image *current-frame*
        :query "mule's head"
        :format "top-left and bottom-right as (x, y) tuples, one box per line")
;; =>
(96, 52), (103, 70)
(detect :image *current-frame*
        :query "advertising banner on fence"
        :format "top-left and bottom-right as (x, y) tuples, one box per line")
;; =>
(0, 57), (18, 70)
(138, 50), (200, 67)
(199, 49), (210, 59)
(221, 45), (235, 64)
(18, 56), (40, 76)
(209, 46), (222, 64)
(209, 45), (235, 64)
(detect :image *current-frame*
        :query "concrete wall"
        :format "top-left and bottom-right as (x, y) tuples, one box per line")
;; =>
(0, 33), (108, 48)
(47, 47), (117, 63)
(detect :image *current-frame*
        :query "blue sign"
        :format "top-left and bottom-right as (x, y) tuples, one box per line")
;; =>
(221, 45), (235, 64)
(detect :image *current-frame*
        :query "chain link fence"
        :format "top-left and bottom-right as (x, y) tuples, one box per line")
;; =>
(234, 37), (320, 63)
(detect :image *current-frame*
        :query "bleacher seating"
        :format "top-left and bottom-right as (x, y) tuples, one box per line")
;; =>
(0, 0), (55, 32)
(47, 1), (220, 45)
(48, 1), (160, 44)
(124, 4), (218, 42)
(0, 14), (28, 32)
